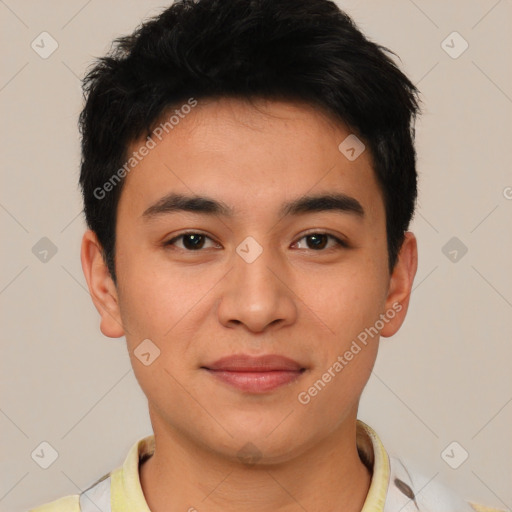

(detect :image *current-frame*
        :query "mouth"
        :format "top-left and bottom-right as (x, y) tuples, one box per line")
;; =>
(201, 354), (307, 393)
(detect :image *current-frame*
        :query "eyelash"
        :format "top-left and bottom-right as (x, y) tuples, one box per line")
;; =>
(163, 231), (349, 252)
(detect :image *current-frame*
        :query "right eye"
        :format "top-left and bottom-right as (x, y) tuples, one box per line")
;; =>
(163, 232), (220, 251)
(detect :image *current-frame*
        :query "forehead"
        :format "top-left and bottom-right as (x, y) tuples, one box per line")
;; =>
(118, 97), (383, 223)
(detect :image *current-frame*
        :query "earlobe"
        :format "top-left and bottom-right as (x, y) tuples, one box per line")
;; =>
(380, 231), (418, 338)
(80, 229), (125, 339)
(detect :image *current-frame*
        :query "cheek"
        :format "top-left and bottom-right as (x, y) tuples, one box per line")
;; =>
(296, 257), (388, 339)
(116, 251), (222, 357)
(305, 255), (386, 409)
(295, 338), (378, 441)
(115, 244), (182, 334)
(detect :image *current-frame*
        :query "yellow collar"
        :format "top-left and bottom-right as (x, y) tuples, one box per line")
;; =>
(109, 419), (389, 511)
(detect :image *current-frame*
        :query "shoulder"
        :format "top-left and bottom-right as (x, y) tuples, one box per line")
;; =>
(385, 454), (505, 512)
(468, 505), (508, 512)
(27, 435), (149, 512)
(28, 494), (80, 512)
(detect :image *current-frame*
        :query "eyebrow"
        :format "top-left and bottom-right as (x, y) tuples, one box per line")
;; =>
(142, 192), (365, 220)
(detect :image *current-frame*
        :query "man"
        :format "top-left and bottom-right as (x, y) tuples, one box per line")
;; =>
(30, 0), (503, 510)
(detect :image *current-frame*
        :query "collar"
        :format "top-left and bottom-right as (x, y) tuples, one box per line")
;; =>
(109, 419), (390, 511)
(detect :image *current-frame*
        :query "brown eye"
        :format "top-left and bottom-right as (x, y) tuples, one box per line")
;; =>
(165, 233), (218, 251)
(295, 233), (347, 251)
(305, 234), (328, 250)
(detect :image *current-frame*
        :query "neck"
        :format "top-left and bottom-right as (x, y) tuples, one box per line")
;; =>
(140, 414), (372, 512)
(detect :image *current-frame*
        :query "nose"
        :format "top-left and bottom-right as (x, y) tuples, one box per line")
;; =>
(216, 242), (298, 333)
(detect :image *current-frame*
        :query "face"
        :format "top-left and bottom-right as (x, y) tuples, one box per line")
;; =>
(82, 97), (417, 463)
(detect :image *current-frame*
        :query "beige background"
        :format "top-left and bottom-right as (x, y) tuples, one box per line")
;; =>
(1, 1), (511, 511)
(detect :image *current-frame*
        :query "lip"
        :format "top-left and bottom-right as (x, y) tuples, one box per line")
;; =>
(202, 354), (306, 393)
(204, 354), (304, 372)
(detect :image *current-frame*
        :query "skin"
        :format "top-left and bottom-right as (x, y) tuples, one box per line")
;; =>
(81, 97), (418, 512)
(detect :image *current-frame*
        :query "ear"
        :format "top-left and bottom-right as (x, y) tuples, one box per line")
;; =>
(80, 229), (125, 338)
(380, 231), (418, 338)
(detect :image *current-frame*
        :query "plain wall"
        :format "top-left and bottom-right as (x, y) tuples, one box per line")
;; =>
(0, 1), (511, 510)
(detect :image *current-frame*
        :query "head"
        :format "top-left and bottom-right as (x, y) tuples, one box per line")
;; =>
(80, 0), (420, 462)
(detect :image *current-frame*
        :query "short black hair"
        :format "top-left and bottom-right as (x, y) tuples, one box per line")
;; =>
(79, 0), (421, 285)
